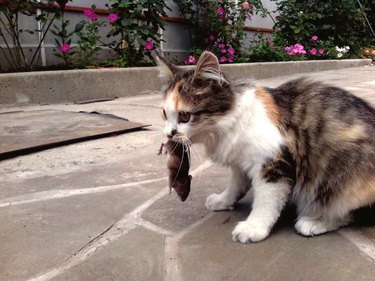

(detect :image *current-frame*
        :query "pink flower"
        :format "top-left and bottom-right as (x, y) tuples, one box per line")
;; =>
(285, 46), (294, 56)
(218, 43), (226, 49)
(217, 7), (225, 15)
(83, 9), (97, 21)
(242, 1), (250, 10)
(144, 40), (154, 51)
(318, 49), (325, 54)
(228, 55), (235, 63)
(209, 35), (216, 41)
(228, 47), (235, 55)
(268, 40), (274, 46)
(219, 56), (227, 63)
(60, 43), (71, 53)
(185, 56), (196, 64)
(311, 35), (318, 41)
(310, 48), (317, 55)
(107, 13), (119, 23)
(285, 44), (306, 56)
(220, 48), (227, 53)
(217, 7), (225, 21)
(293, 43), (304, 53)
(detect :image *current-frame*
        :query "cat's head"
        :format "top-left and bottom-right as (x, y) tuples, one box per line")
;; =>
(157, 51), (235, 143)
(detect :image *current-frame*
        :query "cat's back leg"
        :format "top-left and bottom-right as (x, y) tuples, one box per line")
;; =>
(295, 215), (351, 236)
(295, 175), (375, 236)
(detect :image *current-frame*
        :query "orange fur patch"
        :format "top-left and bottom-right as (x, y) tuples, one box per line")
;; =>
(255, 87), (281, 126)
(167, 81), (190, 112)
(337, 123), (366, 142)
(330, 173), (375, 218)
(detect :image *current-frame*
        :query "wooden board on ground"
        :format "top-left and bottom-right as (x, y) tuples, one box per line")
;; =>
(0, 109), (149, 159)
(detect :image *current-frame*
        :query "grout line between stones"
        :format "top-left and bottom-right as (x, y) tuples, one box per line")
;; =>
(0, 177), (168, 208)
(164, 212), (216, 281)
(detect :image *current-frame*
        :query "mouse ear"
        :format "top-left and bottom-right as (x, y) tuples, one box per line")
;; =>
(193, 51), (227, 85)
(155, 52), (178, 82)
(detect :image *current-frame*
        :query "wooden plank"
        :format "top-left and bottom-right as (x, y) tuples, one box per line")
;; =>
(0, 110), (149, 160)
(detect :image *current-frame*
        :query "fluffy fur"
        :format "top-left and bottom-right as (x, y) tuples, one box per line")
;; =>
(157, 51), (375, 243)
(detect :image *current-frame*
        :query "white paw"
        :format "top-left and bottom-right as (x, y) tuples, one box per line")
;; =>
(232, 221), (270, 243)
(205, 193), (234, 211)
(295, 217), (333, 236)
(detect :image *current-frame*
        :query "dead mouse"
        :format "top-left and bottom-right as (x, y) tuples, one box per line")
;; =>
(159, 140), (192, 201)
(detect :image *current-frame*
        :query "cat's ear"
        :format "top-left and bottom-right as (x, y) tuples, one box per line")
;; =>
(155, 53), (177, 82)
(194, 51), (227, 85)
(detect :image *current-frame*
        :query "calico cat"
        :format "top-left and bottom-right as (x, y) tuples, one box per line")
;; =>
(157, 51), (375, 243)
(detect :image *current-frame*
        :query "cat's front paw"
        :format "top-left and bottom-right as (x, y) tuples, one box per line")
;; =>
(232, 221), (270, 243)
(205, 193), (234, 211)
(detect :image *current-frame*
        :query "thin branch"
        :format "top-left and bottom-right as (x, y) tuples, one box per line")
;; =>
(5, 12), (26, 68)
(0, 45), (14, 68)
(14, 12), (27, 66)
(0, 14), (12, 36)
(267, 11), (276, 25)
(29, 13), (57, 69)
(0, 25), (19, 68)
(357, 0), (375, 37)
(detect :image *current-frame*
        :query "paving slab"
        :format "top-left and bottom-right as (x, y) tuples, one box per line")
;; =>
(51, 227), (165, 281)
(0, 138), (165, 200)
(178, 212), (375, 281)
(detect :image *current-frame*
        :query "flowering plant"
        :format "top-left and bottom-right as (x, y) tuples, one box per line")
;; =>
(74, 7), (106, 67)
(0, 0), (69, 71)
(105, 0), (170, 67)
(273, 0), (375, 56)
(246, 33), (339, 62)
(175, 0), (267, 64)
(332, 46), (351, 59)
(51, 15), (76, 67)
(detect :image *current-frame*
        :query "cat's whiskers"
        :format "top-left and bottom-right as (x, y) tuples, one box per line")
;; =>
(150, 124), (164, 129)
(181, 136), (205, 191)
(146, 132), (165, 140)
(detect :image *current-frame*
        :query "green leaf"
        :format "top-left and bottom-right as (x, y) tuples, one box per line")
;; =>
(75, 21), (85, 33)
(293, 26), (301, 34)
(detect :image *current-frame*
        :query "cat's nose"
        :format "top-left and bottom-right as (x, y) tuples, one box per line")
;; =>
(167, 129), (178, 139)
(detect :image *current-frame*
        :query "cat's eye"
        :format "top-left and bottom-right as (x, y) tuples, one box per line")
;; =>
(178, 111), (191, 123)
(162, 109), (167, 120)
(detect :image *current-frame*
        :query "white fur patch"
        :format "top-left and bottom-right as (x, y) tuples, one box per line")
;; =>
(205, 88), (284, 173)
(295, 216), (346, 236)
(163, 91), (179, 136)
(231, 174), (290, 243)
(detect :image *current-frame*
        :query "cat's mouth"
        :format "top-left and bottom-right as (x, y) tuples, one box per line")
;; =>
(168, 133), (191, 145)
